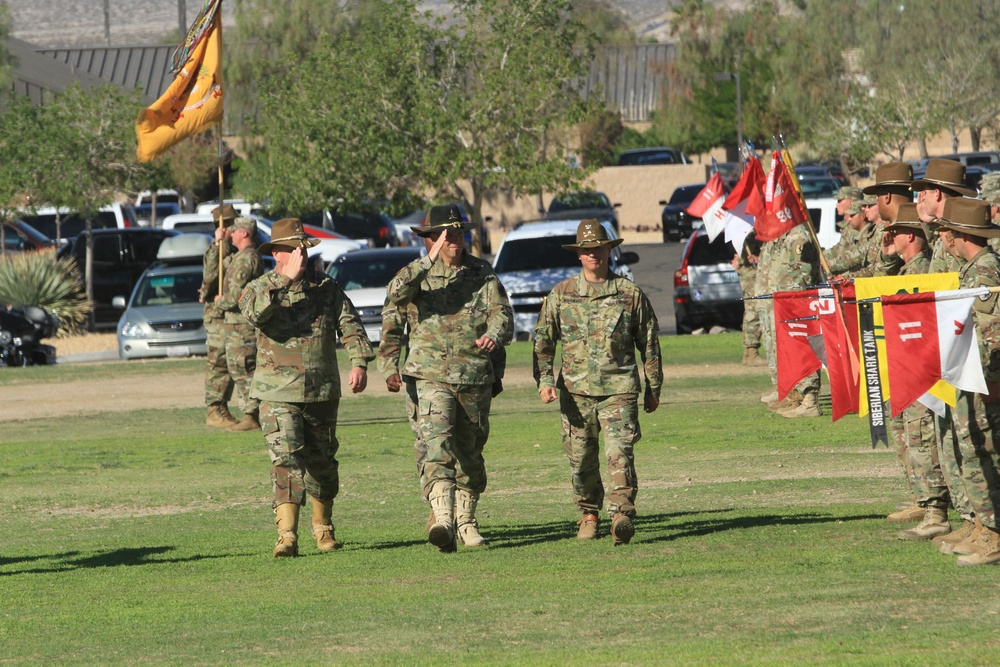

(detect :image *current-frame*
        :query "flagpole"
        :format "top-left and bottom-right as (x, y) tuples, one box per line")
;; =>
(216, 0), (225, 296)
(777, 139), (831, 281)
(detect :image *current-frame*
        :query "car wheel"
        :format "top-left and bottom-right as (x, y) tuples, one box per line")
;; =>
(675, 315), (693, 335)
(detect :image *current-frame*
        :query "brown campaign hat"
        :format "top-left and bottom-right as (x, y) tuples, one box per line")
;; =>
(910, 158), (977, 197)
(934, 198), (1000, 238)
(257, 218), (320, 255)
(412, 203), (469, 238)
(883, 202), (924, 233)
(212, 204), (238, 227)
(561, 219), (623, 251)
(862, 162), (913, 196)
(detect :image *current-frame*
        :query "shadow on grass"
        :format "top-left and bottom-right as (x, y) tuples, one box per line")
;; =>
(0, 546), (241, 576)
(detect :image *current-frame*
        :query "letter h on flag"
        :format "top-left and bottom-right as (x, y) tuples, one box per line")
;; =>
(882, 289), (987, 417)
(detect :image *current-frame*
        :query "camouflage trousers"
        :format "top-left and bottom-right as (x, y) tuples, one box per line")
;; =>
(937, 407), (973, 517)
(738, 270), (761, 348)
(889, 403), (949, 509)
(403, 378), (429, 493)
(223, 319), (259, 416)
(414, 380), (492, 499)
(260, 399), (340, 509)
(204, 308), (233, 407)
(758, 299), (777, 384)
(559, 391), (641, 519)
(949, 391), (1000, 530)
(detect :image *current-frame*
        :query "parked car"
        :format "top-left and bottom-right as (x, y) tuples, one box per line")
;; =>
(195, 199), (265, 217)
(803, 197), (841, 249)
(324, 209), (399, 248)
(543, 191), (621, 232)
(134, 202), (181, 227)
(326, 247), (425, 343)
(798, 160), (847, 185)
(160, 213), (364, 266)
(493, 219), (638, 340)
(659, 184), (705, 243)
(673, 227), (743, 334)
(113, 235), (212, 360)
(617, 147), (691, 165)
(3, 220), (57, 253)
(19, 203), (139, 245)
(935, 151), (1000, 168)
(797, 176), (841, 199)
(57, 228), (181, 329)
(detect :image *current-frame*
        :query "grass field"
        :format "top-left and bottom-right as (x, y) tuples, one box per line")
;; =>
(3, 333), (999, 665)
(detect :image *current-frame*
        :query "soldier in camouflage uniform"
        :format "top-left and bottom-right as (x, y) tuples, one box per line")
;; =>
(979, 175), (1000, 254)
(879, 204), (951, 539)
(216, 218), (265, 432)
(533, 219), (662, 546)
(756, 236), (781, 404)
(825, 190), (866, 269)
(385, 204), (512, 552)
(238, 218), (374, 558)
(731, 230), (765, 366)
(834, 185), (864, 243)
(200, 204), (238, 429)
(934, 199), (1000, 566)
(913, 158), (975, 275)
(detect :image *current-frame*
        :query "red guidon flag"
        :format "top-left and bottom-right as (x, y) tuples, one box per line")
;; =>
(755, 151), (807, 242)
(721, 157), (766, 253)
(817, 285), (860, 421)
(882, 289), (988, 417)
(686, 172), (725, 218)
(773, 290), (823, 400)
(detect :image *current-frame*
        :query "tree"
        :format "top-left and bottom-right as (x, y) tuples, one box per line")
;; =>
(238, 0), (600, 255)
(0, 1), (13, 95)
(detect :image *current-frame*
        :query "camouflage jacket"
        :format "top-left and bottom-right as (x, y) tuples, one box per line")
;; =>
(218, 245), (265, 324)
(239, 269), (374, 402)
(930, 233), (964, 274)
(385, 253), (512, 385)
(533, 272), (662, 399)
(898, 248), (931, 276)
(824, 224), (861, 269)
(959, 247), (1000, 383)
(200, 239), (234, 320)
(753, 239), (776, 297)
(766, 224), (821, 292)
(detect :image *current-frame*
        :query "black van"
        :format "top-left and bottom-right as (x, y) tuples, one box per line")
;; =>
(58, 228), (180, 330)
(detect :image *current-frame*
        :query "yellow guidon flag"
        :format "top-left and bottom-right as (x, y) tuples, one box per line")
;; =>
(135, 9), (223, 162)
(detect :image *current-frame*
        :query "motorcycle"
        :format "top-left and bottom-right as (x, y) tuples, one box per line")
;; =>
(0, 305), (59, 366)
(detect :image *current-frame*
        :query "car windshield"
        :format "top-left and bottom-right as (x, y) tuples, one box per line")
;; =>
(327, 254), (415, 290)
(133, 272), (203, 307)
(548, 192), (608, 212)
(20, 211), (118, 239)
(494, 236), (581, 273)
(669, 186), (703, 206)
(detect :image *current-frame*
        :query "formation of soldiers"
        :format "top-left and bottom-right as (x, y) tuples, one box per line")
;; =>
(734, 158), (1000, 567)
(208, 207), (662, 557)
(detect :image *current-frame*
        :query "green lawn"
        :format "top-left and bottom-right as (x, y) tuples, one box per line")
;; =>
(2, 333), (997, 665)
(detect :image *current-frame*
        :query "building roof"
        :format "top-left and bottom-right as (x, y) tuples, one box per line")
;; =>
(8, 37), (107, 104)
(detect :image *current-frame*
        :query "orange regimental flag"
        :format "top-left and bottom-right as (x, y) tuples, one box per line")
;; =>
(135, 13), (223, 162)
(755, 151), (807, 242)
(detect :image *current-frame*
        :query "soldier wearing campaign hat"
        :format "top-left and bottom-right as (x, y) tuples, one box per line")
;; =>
(239, 217), (374, 558)
(200, 204), (239, 428)
(913, 158), (973, 274)
(387, 203), (512, 552)
(933, 198), (1000, 565)
(534, 219), (662, 545)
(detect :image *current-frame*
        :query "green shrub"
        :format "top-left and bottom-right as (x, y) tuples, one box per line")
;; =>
(0, 248), (91, 335)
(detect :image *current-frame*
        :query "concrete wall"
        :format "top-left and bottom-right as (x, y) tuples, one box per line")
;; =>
(478, 163), (709, 247)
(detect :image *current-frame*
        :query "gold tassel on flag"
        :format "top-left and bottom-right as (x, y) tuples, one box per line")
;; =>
(135, 0), (224, 162)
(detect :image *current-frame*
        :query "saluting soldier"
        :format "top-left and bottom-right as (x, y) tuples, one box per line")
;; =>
(385, 204), (512, 552)
(913, 158), (976, 274)
(533, 219), (662, 545)
(215, 217), (265, 431)
(239, 218), (374, 558)
(934, 198), (1000, 566)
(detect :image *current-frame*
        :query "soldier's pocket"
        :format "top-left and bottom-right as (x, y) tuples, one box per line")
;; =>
(260, 411), (281, 449)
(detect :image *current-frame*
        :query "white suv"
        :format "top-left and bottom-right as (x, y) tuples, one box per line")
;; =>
(18, 203), (138, 245)
(492, 219), (638, 340)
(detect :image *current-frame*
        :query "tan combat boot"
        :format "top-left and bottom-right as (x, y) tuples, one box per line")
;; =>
(768, 396), (800, 413)
(427, 480), (456, 553)
(206, 404), (238, 429)
(897, 507), (949, 540)
(956, 525), (1000, 567)
(760, 388), (779, 404)
(936, 518), (976, 552)
(273, 503), (299, 558)
(610, 513), (635, 546)
(424, 507), (436, 533)
(742, 347), (766, 366)
(228, 410), (260, 432)
(311, 497), (340, 552)
(895, 500), (916, 512)
(779, 393), (821, 418)
(576, 513), (599, 540)
(456, 489), (486, 547)
(947, 516), (984, 555)
(887, 503), (925, 523)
